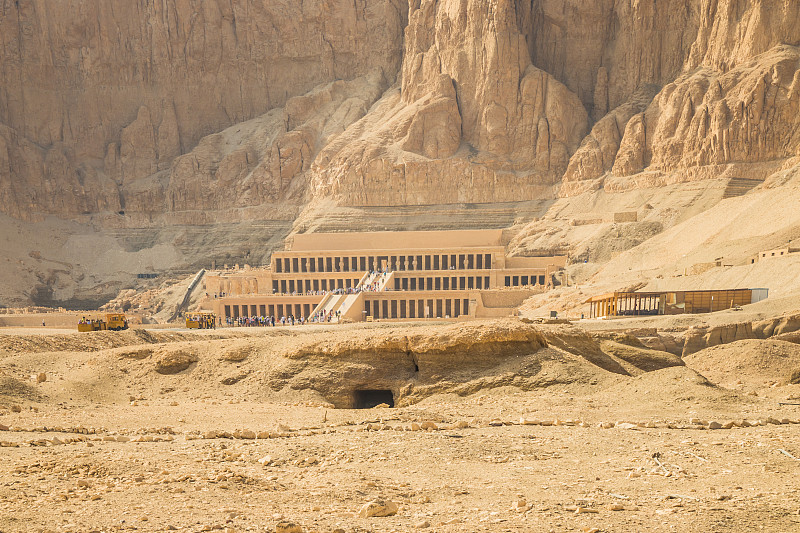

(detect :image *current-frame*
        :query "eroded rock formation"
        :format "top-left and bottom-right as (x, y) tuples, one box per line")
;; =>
(1, 0), (799, 223)
(308, 0), (589, 206)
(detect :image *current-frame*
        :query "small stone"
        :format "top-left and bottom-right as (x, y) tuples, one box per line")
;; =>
(608, 503), (624, 511)
(708, 421), (722, 430)
(599, 422), (614, 429)
(410, 423), (421, 431)
(413, 520), (431, 528)
(575, 507), (599, 514)
(520, 418), (540, 426)
(239, 429), (256, 439)
(357, 500), (398, 518)
(36, 373), (47, 383)
(10, 405), (21, 413)
(616, 422), (637, 430)
(452, 420), (470, 429)
(420, 421), (437, 430)
(258, 455), (273, 466)
(274, 521), (303, 533)
(488, 419), (503, 427)
(583, 528), (601, 533)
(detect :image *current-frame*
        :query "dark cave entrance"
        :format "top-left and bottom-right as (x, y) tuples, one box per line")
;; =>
(353, 389), (395, 409)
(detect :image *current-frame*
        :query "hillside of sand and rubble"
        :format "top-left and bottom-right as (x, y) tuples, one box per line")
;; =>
(1, 318), (799, 532)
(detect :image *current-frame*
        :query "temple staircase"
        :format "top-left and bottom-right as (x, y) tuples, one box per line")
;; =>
(311, 271), (394, 322)
(723, 177), (762, 199)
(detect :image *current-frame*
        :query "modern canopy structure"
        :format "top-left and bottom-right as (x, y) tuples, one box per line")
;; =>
(585, 288), (769, 319)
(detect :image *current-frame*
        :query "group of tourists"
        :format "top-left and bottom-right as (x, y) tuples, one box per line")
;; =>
(227, 316), (277, 327)
(276, 270), (390, 297)
(225, 311), (342, 327)
(313, 309), (341, 323)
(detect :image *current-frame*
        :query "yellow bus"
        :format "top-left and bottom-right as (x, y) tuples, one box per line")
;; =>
(77, 313), (128, 332)
(105, 313), (128, 331)
(186, 312), (216, 329)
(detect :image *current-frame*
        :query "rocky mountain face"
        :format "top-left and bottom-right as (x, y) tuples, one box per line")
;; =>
(2, 0), (799, 222)
(0, 0), (407, 221)
(2, 0), (800, 308)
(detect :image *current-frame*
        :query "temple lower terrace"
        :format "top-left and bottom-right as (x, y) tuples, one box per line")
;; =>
(585, 288), (769, 318)
(204, 230), (566, 322)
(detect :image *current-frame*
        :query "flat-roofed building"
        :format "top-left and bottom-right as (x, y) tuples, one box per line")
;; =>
(585, 288), (769, 319)
(750, 245), (800, 263)
(204, 230), (566, 323)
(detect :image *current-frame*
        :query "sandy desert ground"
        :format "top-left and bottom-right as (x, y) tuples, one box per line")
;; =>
(1, 317), (800, 533)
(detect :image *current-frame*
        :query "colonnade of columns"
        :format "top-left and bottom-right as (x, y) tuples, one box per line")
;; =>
(274, 252), (493, 274)
(365, 297), (470, 320)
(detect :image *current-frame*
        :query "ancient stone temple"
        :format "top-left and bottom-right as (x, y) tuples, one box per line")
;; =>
(205, 230), (566, 322)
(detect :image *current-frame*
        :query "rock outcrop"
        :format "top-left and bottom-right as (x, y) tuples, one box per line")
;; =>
(608, 45), (800, 190)
(122, 70), (391, 220)
(308, 0), (589, 206)
(558, 0), (800, 194)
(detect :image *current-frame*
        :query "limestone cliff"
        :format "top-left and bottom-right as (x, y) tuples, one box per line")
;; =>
(3, 0), (800, 220)
(0, 0), (407, 220)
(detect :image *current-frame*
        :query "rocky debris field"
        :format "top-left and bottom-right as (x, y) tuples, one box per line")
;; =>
(1, 319), (800, 532)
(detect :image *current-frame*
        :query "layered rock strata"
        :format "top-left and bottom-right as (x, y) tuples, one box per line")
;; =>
(1, 0), (799, 225)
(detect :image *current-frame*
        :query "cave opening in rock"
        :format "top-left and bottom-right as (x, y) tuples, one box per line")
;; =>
(353, 389), (394, 409)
